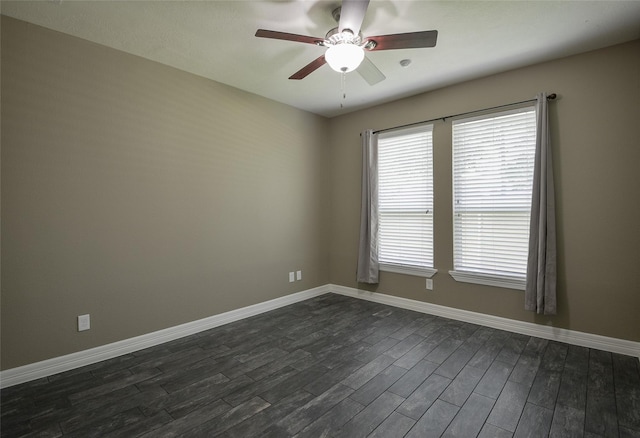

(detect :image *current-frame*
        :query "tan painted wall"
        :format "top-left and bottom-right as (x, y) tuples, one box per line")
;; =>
(1, 17), (330, 370)
(328, 39), (640, 343)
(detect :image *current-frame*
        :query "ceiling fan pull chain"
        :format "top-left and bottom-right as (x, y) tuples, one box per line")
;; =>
(340, 72), (346, 109)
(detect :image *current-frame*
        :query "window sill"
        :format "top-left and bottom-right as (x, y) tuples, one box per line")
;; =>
(380, 264), (437, 278)
(449, 270), (525, 290)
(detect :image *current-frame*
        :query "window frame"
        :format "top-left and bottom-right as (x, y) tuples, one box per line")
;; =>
(449, 105), (537, 290)
(377, 124), (437, 279)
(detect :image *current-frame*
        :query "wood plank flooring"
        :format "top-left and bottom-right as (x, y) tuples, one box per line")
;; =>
(2, 293), (639, 437)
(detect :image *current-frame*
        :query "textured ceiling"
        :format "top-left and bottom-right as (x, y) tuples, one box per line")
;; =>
(3, 0), (640, 118)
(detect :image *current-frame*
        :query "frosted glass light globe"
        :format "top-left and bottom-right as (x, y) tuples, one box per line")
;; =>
(325, 43), (365, 73)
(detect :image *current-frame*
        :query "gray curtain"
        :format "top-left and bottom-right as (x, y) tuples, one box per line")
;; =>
(525, 93), (557, 315)
(356, 130), (379, 284)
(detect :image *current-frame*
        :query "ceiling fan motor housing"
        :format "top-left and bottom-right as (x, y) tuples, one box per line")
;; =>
(324, 28), (362, 46)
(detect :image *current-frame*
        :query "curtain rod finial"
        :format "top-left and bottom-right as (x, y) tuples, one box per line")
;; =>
(548, 93), (557, 100)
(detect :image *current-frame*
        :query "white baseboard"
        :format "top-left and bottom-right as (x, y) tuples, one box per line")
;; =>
(329, 284), (640, 360)
(0, 285), (330, 389)
(3, 283), (638, 389)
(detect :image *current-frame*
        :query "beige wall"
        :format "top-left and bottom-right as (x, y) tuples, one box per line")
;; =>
(1, 17), (330, 370)
(329, 39), (640, 343)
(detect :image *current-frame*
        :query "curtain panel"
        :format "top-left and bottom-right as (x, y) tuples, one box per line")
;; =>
(525, 92), (558, 315)
(356, 130), (380, 284)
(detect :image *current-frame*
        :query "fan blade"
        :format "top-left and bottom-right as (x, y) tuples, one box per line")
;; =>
(255, 29), (324, 46)
(366, 30), (438, 51)
(289, 55), (327, 80)
(357, 56), (385, 86)
(339, 0), (370, 35)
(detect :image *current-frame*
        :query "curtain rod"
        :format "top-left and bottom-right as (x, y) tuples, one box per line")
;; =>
(372, 93), (556, 135)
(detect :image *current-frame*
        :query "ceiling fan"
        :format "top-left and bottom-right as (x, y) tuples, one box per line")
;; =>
(255, 0), (438, 86)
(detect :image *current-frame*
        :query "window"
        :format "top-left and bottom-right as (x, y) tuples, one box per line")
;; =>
(378, 124), (436, 277)
(451, 106), (536, 289)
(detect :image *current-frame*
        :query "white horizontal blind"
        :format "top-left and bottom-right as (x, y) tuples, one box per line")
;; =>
(378, 125), (434, 271)
(452, 106), (536, 279)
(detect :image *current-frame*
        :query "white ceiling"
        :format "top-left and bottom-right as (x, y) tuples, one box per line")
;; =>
(3, 0), (640, 118)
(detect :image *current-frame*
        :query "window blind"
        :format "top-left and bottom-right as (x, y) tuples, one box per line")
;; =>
(378, 125), (434, 273)
(452, 107), (536, 280)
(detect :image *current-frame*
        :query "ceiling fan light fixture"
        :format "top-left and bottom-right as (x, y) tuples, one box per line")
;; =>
(325, 43), (365, 73)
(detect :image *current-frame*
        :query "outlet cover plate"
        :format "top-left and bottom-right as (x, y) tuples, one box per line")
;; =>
(78, 314), (91, 331)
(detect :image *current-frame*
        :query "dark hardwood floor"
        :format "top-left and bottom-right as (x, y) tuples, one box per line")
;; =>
(1, 293), (639, 437)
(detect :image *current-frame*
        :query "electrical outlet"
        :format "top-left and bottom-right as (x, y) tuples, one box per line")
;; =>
(289, 272), (295, 283)
(426, 279), (433, 290)
(296, 270), (302, 281)
(78, 314), (91, 331)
